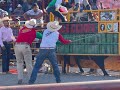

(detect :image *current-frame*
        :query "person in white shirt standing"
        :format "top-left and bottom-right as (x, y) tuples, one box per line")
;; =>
(29, 21), (71, 84)
(23, 3), (43, 27)
(0, 17), (16, 74)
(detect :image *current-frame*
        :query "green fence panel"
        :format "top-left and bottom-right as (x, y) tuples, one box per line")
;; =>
(56, 33), (119, 55)
(57, 23), (119, 55)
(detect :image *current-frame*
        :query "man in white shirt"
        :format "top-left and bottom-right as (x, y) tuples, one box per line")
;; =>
(23, 3), (43, 27)
(0, 17), (16, 74)
(29, 21), (71, 84)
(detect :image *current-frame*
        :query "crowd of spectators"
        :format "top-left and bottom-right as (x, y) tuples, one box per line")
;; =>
(0, 0), (50, 22)
(0, 0), (48, 13)
(0, 0), (120, 23)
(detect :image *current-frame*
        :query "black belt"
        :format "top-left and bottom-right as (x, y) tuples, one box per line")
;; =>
(3, 41), (12, 44)
(40, 47), (55, 49)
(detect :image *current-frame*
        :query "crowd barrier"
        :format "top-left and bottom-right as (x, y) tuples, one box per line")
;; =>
(1, 80), (120, 90)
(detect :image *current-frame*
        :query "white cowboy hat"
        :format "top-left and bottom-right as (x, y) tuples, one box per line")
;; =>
(2, 17), (12, 21)
(25, 19), (37, 28)
(17, 4), (22, 8)
(47, 21), (62, 31)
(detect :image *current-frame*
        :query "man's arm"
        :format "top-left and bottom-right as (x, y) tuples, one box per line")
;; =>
(36, 32), (43, 39)
(13, 9), (17, 14)
(10, 28), (16, 42)
(24, 10), (43, 20)
(58, 33), (71, 44)
(23, 12), (30, 20)
(33, 13), (43, 19)
(55, 0), (62, 10)
(32, 11), (43, 19)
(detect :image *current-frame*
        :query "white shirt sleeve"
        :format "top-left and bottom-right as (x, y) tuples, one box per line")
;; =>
(10, 28), (16, 42)
(38, 10), (43, 14)
(0, 29), (4, 47)
(26, 10), (31, 15)
(55, 0), (62, 9)
(80, 0), (83, 4)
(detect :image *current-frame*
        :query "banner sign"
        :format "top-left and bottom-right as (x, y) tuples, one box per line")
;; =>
(59, 22), (98, 34)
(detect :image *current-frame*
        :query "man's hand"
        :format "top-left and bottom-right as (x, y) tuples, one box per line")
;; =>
(69, 40), (72, 43)
(55, 8), (59, 11)
(11, 36), (16, 42)
(43, 8), (47, 14)
(1, 46), (6, 50)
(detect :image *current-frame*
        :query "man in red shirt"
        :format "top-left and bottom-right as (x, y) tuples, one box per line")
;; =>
(14, 19), (43, 84)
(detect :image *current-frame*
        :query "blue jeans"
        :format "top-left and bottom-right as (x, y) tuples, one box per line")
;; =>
(1, 42), (11, 72)
(29, 49), (61, 84)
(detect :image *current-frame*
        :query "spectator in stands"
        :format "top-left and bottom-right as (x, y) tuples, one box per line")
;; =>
(46, 0), (67, 22)
(23, 3), (44, 27)
(88, 0), (98, 10)
(22, 0), (29, 12)
(62, 0), (72, 9)
(17, 0), (24, 5)
(12, 17), (20, 36)
(0, 17), (16, 74)
(29, 21), (71, 84)
(36, 0), (49, 22)
(8, 3), (13, 15)
(36, 0), (44, 11)
(100, 2), (103, 9)
(0, 8), (8, 18)
(86, 0), (98, 21)
(72, 0), (81, 21)
(82, 0), (94, 21)
(13, 4), (24, 16)
(75, 0), (82, 10)
(14, 19), (43, 84)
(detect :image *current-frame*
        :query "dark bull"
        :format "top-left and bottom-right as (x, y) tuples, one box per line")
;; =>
(63, 56), (109, 76)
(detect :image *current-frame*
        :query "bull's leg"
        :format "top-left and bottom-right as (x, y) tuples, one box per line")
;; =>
(75, 56), (84, 73)
(87, 68), (97, 74)
(92, 56), (109, 76)
(62, 55), (70, 74)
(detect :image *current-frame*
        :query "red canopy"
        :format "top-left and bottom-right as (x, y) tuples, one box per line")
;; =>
(97, 0), (120, 9)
